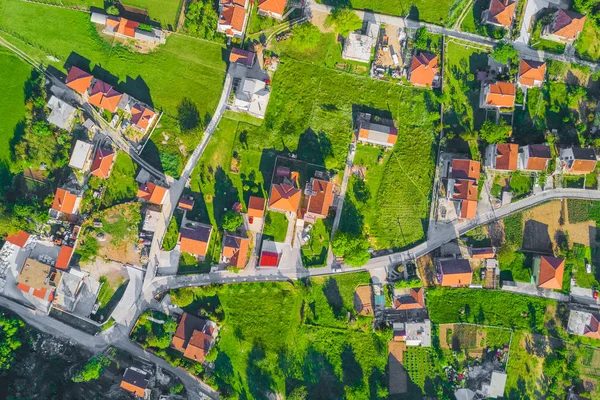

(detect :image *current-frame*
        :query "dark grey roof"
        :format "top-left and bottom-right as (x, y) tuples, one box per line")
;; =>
(438, 259), (472, 274)
(180, 224), (212, 244)
(528, 144), (551, 158)
(122, 367), (149, 389)
(572, 147), (596, 160)
(223, 234), (243, 249)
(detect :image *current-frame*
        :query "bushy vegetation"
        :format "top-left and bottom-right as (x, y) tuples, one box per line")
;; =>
(325, 7), (363, 37)
(162, 212), (181, 251)
(479, 119), (512, 144)
(101, 152), (138, 208)
(331, 231), (370, 267)
(72, 353), (112, 382)
(394, 277), (423, 289)
(0, 315), (24, 370)
(222, 210), (243, 232)
(490, 41), (519, 65)
(184, 0), (222, 42)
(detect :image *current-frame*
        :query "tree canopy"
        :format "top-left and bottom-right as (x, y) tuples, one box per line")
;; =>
(490, 41), (519, 65)
(289, 23), (322, 51)
(325, 8), (362, 37)
(332, 232), (370, 267)
(184, 0), (219, 40)
(479, 120), (512, 143)
(222, 210), (243, 232)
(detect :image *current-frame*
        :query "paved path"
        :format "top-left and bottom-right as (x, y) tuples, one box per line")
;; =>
(330, 142), (357, 240)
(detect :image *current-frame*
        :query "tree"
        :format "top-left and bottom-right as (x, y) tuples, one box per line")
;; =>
(222, 210), (243, 231)
(573, 0), (599, 13)
(414, 26), (429, 51)
(184, 0), (219, 40)
(289, 23), (322, 51)
(332, 232), (370, 267)
(170, 383), (184, 394)
(490, 41), (519, 65)
(170, 288), (195, 307)
(325, 7), (362, 37)
(479, 120), (511, 143)
(72, 355), (111, 382)
(75, 237), (99, 263)
(0, 316), (24, 370)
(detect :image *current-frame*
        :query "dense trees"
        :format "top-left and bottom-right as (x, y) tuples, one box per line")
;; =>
(490, 41), (519, 65)
(72, 353), (112, 382)
(325, 8), (362, 37)
(184, 0), (219, 40)
(222, 210), (243, 232)
(332, 231), (370, 267)
(479, 120), (512, 144)
(0, 316), (24, 370)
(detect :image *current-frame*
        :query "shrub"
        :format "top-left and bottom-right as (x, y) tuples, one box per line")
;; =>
(170, 288), (195, 307)
(394, 277), (422, 289)
(221, 210), (243, 232)
(170, 383), (184, 394)
(324, 7), (362, 37)
(138, 23), (153, 32)
(332, 231), (370, 267)
(106, 5), (119, 16)
(490, 41), (519, 64)
(72, 355), (111, 382)
(75, 236), (99, 263)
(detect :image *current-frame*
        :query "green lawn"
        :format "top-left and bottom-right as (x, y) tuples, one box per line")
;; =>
(460, 0), (507, 38)
(162, 211), (182, 251)
(575, 19), (600, 62)
(317, 0), (469, 26)
(101, 152), (138, 208)
(30, 0), (181, 29)
(529, 15), (566, 54)
(246, 5), (279, 36)
(94, 276), (128, 322)
(301, 219), (331, 267)
(0, 49), (31, 191)
(262, 211), (288, 242)
(444, 40), (489, 134)
(170, 272), (385, 399)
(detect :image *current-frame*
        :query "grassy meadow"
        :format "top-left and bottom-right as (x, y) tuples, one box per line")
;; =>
(317, 0), (469, 26)
(575, 19), (600, 62)
(0, 49), (32, 190)
(169, 272), (387, 399)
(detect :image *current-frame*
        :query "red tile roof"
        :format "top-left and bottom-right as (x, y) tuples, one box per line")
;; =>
(90, 148), (115, 179)
(220, 4), (246, 33)
(537, 256), (564, 290)
(51, 188), (79, 214)
(524, 145), (551, 170)
(461, 200), (478, 219)
(178, 197), (195, 211)
(137, 182), (168, 205)
(488, 0), (516, 27)
(88, 80), (122, 113)
(248, 196), (266, 218)
(453, 179), (478, 201)
(471, 247), (495, 259)
(409, 52), (439, 87)
(486, 81), (516, 108)
(584, 314), (600, 339)
(131, 104), (156, 132)
(172, 313), (214, 362)
(306, 179), (334, 218)
(394, 287), (425, 310)
(179, 225), (212, 257)
(258, 0), (286, 16)
(269, 183), (300, 213)
(452, 159), (480, 180)
(221, 235), (249, 268)
(519, 59), (546, 87)
(5, 231), (30, 248)
(55, 246), (73, 270)
(116, 17), (139, 38)
(65, 66), (93, 95)
(183, 330), (213, 362)
(552, 9), (586, 39)
(495, 143), (518, 171)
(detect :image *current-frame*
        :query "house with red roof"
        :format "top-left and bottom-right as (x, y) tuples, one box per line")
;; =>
(217, 0), (248, 38)
(137, 181), (169, 205)
(394, 287), (425, 310)
(65, 66), (93, 95)
(518, 144), (552, 171)
(269, 183), (301, 214)
(542, 9), (586, 43)
(50, 188), (82, 218)
(568, 310), (600, 340)
(130, 103), (157, 133)
(221, 235), (250, 268)
(258, 240), (283, 267)
(304, 178), (335, 223)
(485, 143), (518, 171)
(178, 223), (213, 258)
(258, 0), (287, 19)
(55, 245), (74, 271)
(481, 81), (516, 109)
(447, 159), (481, 220)
(171, 313), (218, 362)
(230, 47), (256, 67)
(89, 80), (123, 113)
(409, 52), (440, 87)
(90, 147), (115, 179)
(533, 255), (565, 290)
(355, 112), (398, 147)
(4, 231), (31, 249)
(560, 147), (597, 174)
(247, 196), (266, 219)
(518, 59), (546, 88)
(178, 197), (195, 211)
(482, 0), (516, 28)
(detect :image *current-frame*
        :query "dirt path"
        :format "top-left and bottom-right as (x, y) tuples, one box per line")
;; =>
(454, 0), (475, 31)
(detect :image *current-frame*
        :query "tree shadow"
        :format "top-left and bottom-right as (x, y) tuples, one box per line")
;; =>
(522, 220), (552, 252)
(338, 195), (364, 235)
(64, 52), (92, 76)
(177, 98), (201, 132)
(322, 277), (344, 318)
(245, 343), (275, 399)
(341, 345), (364, 388)
(139, 139), (166, 176)
(408, 6), (420, 21)
(258, 148), (278, 195)
(212, 351), (236, 398)
(213, 167), (239, 226)
(295, 128), (330, 169)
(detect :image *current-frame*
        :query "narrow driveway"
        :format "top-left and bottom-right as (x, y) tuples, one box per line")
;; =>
(330, 142), (357, 240)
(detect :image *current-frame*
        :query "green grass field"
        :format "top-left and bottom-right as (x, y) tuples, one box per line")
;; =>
(301, 219), (331, 267)
(318, 0), (469, 26)
(575, 19), (600, 62)
(0, 49), (31, 189)
(0, 0), (226, 117)
(31, 0), (181, 29)
(172, 272), (385, 399)
(262, 211), (288, 242)
(444, 39), (489, 134)
(101, 152), (138, 208)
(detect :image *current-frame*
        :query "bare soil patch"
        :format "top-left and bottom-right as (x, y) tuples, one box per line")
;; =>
(523, 200), (595, 251)
(311, 10), (334, 33)
(416, 254), (435, 286)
